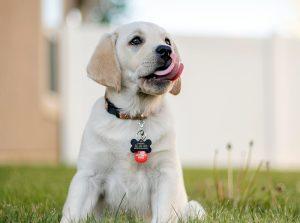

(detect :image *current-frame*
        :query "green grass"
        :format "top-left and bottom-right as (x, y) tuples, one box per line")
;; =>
(0, 166), (299, 222)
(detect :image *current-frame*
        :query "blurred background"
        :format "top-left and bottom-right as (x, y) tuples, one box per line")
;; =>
(1, 0), (300, 169)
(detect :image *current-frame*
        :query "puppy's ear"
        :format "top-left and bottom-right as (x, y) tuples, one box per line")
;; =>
(170, 78), (181, 95)
(87, 33), (121, 92)
(170, 40), (182, 95)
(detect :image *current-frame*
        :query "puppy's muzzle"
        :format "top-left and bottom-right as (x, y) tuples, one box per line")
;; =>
(140, 45), (183, 82)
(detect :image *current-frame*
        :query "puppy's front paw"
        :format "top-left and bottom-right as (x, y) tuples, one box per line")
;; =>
(60, 216), (70, 223)
(184, 200), (206, 221)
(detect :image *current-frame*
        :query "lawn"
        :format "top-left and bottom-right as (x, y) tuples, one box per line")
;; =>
(0, 166), (299, 222)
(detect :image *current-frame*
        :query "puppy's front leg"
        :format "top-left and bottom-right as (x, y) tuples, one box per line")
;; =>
(151, 169), (186, 223)
(61, 169), (102, 223)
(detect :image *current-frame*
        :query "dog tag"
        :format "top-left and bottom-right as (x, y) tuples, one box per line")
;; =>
(130, 139), (152, 164)
(131, 120), (152, 164)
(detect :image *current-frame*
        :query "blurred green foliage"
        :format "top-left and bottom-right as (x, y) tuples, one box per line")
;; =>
(89, 0), (127, 24)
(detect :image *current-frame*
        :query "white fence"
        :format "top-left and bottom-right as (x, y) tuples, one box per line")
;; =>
(59, 25), (300, 169)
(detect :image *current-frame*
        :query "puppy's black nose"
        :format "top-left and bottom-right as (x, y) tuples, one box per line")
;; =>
(156, 45), (172, 59)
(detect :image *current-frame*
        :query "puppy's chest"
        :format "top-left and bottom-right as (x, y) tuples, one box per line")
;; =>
(104, 163), (159, 215)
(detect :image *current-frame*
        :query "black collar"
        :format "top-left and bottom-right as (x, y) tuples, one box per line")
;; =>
(105, 98), (146, 120)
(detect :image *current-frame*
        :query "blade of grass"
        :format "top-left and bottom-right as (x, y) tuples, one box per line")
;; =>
(227, 143), (233, 200)
(241, 161), (264, 202)
(114, 193), (126, 223)
(236, 141), (254, 204)
(213, 149), (221, 201)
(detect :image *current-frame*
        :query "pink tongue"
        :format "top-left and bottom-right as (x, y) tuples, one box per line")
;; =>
(154, 53), (183, 80)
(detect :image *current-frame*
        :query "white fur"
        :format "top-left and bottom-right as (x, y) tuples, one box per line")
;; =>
(61, 22), (205, 223)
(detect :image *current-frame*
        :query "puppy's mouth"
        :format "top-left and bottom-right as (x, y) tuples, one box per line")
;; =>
(142, 53), (184, 81)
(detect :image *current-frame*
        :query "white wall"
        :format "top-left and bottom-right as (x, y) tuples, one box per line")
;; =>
(171, 36), (267, 167)
(271, 37), (300, 168)
(59, 25), (300, 169)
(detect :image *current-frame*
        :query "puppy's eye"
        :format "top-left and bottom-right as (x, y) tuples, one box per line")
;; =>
(129, 36), (143, 45)
(165, 37), (171, 46)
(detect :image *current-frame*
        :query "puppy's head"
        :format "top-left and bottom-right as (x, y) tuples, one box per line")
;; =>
(87, 22), (183, 96)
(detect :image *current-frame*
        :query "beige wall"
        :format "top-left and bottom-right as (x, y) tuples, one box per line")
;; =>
(0, 0), (58, 163)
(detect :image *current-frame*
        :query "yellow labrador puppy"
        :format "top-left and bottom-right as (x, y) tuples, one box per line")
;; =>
(61, 22), (205, 223)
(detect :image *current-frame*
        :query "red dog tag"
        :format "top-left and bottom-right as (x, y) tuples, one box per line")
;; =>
(134, 151), (148, 163)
